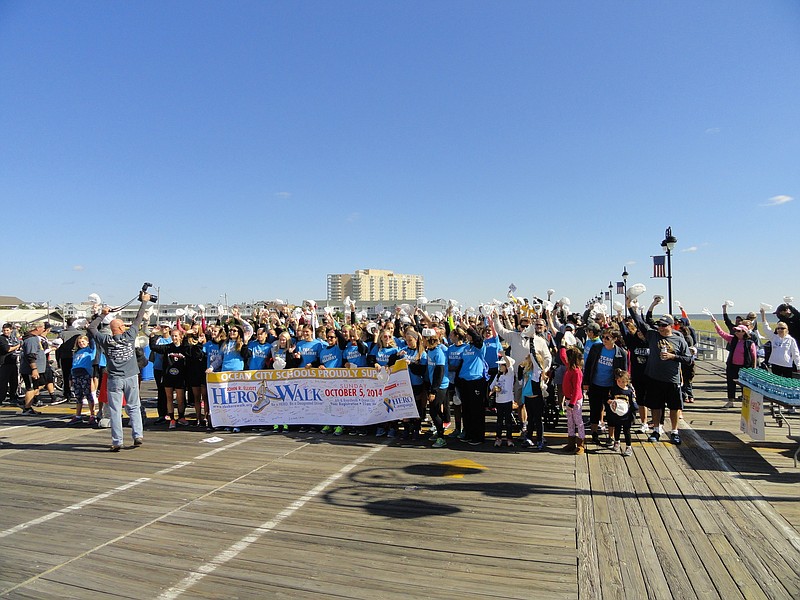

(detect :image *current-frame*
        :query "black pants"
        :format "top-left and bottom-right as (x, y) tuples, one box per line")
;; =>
(60, 358), (74, 400)
(771, 364), (795, 378)
(725, 364), (743, 400)
(154, 369), (168, 417)
(495, 402), (513, 439)
(525, 392), (545, 441)
(429, 388), (447, 438)
(588, 384), (611, 426)
(0, 362), (18, 401)
(457, 377), (487, 443)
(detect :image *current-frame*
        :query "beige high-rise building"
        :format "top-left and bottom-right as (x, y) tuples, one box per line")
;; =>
(327, 269), (424, 303)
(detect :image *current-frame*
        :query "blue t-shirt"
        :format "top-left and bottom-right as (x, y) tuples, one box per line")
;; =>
(399, 347), (426, 386)
(482, 335), (502, 369)
(446, 344), (466, 376)
(220, 340), (245, 372)
(593, 346), (616, 387)
(295, 339), (322, 367)
(71, 340), (96, 375)
(584, 337), (600, 364)
(152, 336), (172, 370)
(424, 345), (450, 390)
(319, 344), (344, 368)
(459, 343), (487, 381)
(343, 342), (367, 367)
(375, 346), (399, 367)
(204, 341), (221, 370)
(247, 340), (271, 370)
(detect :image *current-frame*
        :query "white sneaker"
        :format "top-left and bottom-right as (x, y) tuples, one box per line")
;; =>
(723, 400), (734, 408)
(612, 441), (620, 452)
(657, 425), (665, 436)
(639, 423), (650, 434)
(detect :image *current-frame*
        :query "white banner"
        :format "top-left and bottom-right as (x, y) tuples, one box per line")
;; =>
(740, 386), (765, 441)
(207, 360), (419, 427)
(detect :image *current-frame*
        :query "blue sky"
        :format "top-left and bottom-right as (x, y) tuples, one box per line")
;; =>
(2, 1), (798, 315)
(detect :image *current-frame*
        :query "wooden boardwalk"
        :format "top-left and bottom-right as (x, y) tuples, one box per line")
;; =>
(0, 361), (798, 599)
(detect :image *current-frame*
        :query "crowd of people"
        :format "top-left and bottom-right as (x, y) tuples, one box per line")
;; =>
(1, 292), (798, 453)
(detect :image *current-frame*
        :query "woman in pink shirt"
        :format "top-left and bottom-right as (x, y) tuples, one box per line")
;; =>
(710, 316), (757, 409)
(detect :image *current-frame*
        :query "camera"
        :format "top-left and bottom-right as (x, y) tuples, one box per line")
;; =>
(139, 282), (157, 303)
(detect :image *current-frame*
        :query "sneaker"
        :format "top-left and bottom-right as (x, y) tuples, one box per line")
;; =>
(168, 419), (176, 430)
(468, 439), (482, 446)
(281, 425), (288, 432)
(109, 445), (121, 452)
(432, 437), (446, 448)
(639, 423), (650, 434)
(599, 422), (607, 433)
(50, 396), (69, 405)
(494, 438), (503, 447)
(298, 426), (309, 432)
(321, 426), (333, 434)
(535, 440), (545, 451)
(375, 427), (386, 437)
(647, 430), (660, 442)
(657, 425), (665, 436)
(232, 427), (241, 433)
(457, 431), (466, 440)
(348, 428), (359, 436)
(273, 424), (281, 432)
(387, 428), (397, 438)
(67, 415), (82, 425)
(333, 426), (344, 436)
(623, 446), (632, 457)
(21, 407), (41, 416)
(505, 439), (514, 447)
(670, 431), (682, 445)
(789, 407), (798, 415)
(612, 441), (620, 452)
(177, 418), (188, 426)
(442, 421), (451, 430)
(88, 416), (97, 427)
(133, 437), (143, 447)
(206, 424), (215, 433)
(723, 400), (734, 408)
(522, 438), (535, 448)
(428, 432), (439, 441)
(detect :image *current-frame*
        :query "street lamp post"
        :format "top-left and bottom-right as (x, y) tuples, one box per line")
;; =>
(621, 267), (629, 298)
(660, 227), (677, 315)
(608, 281), (613, 314)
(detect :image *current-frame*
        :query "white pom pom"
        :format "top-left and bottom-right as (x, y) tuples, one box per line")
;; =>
(323, 306), (333, 315)
(175, 308), (186, 317)
(547, 289), (555, 297)
(197, 304), (205, 313)
(559, 296), (571, 306)
(701, 307), (714, 316)
(760, 303), (773, 311)
(416, 296), (428, 306)
(88, 293), (102, 304)
(626, 284), (646, 299)
(613, 300), (624, 312)
(653, 295), (664, 305)
(725, 300), (735, 308)
(784, 296), (794, 304)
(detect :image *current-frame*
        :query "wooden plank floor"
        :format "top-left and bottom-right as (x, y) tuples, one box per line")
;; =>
(0, 364), (798, 599)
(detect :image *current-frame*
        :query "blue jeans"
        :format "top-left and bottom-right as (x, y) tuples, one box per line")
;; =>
(107, 374), (144, 446)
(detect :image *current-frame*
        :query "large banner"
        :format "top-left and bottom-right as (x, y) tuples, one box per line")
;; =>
(207, 360), (419, 427)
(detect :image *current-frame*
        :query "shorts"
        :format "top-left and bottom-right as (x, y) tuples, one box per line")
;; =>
(21, 373), (44, 391)
(645, 379), (683, 411)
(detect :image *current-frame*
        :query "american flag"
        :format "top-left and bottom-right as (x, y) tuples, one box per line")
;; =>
(653, 255), (666, 278)
(604, 291), (610, 300)
(616, 281), (625, 294)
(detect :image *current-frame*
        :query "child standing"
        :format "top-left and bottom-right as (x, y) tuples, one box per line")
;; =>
(608, 369), (637, 456)
(561, 347), (585, 454)
(68, 335), (97, 426)
(490, 355), (516, 447)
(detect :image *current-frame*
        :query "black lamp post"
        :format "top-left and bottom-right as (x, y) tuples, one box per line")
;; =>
(608, 281), (613, 314)
(660, 227), (677, 315)
(621, 267), (628, 298)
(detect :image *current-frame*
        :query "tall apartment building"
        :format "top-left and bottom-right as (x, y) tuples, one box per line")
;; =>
(327, 269), (424, 303)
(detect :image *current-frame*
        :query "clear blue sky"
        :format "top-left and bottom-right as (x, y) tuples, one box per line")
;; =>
(2, 1), (798, 314)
